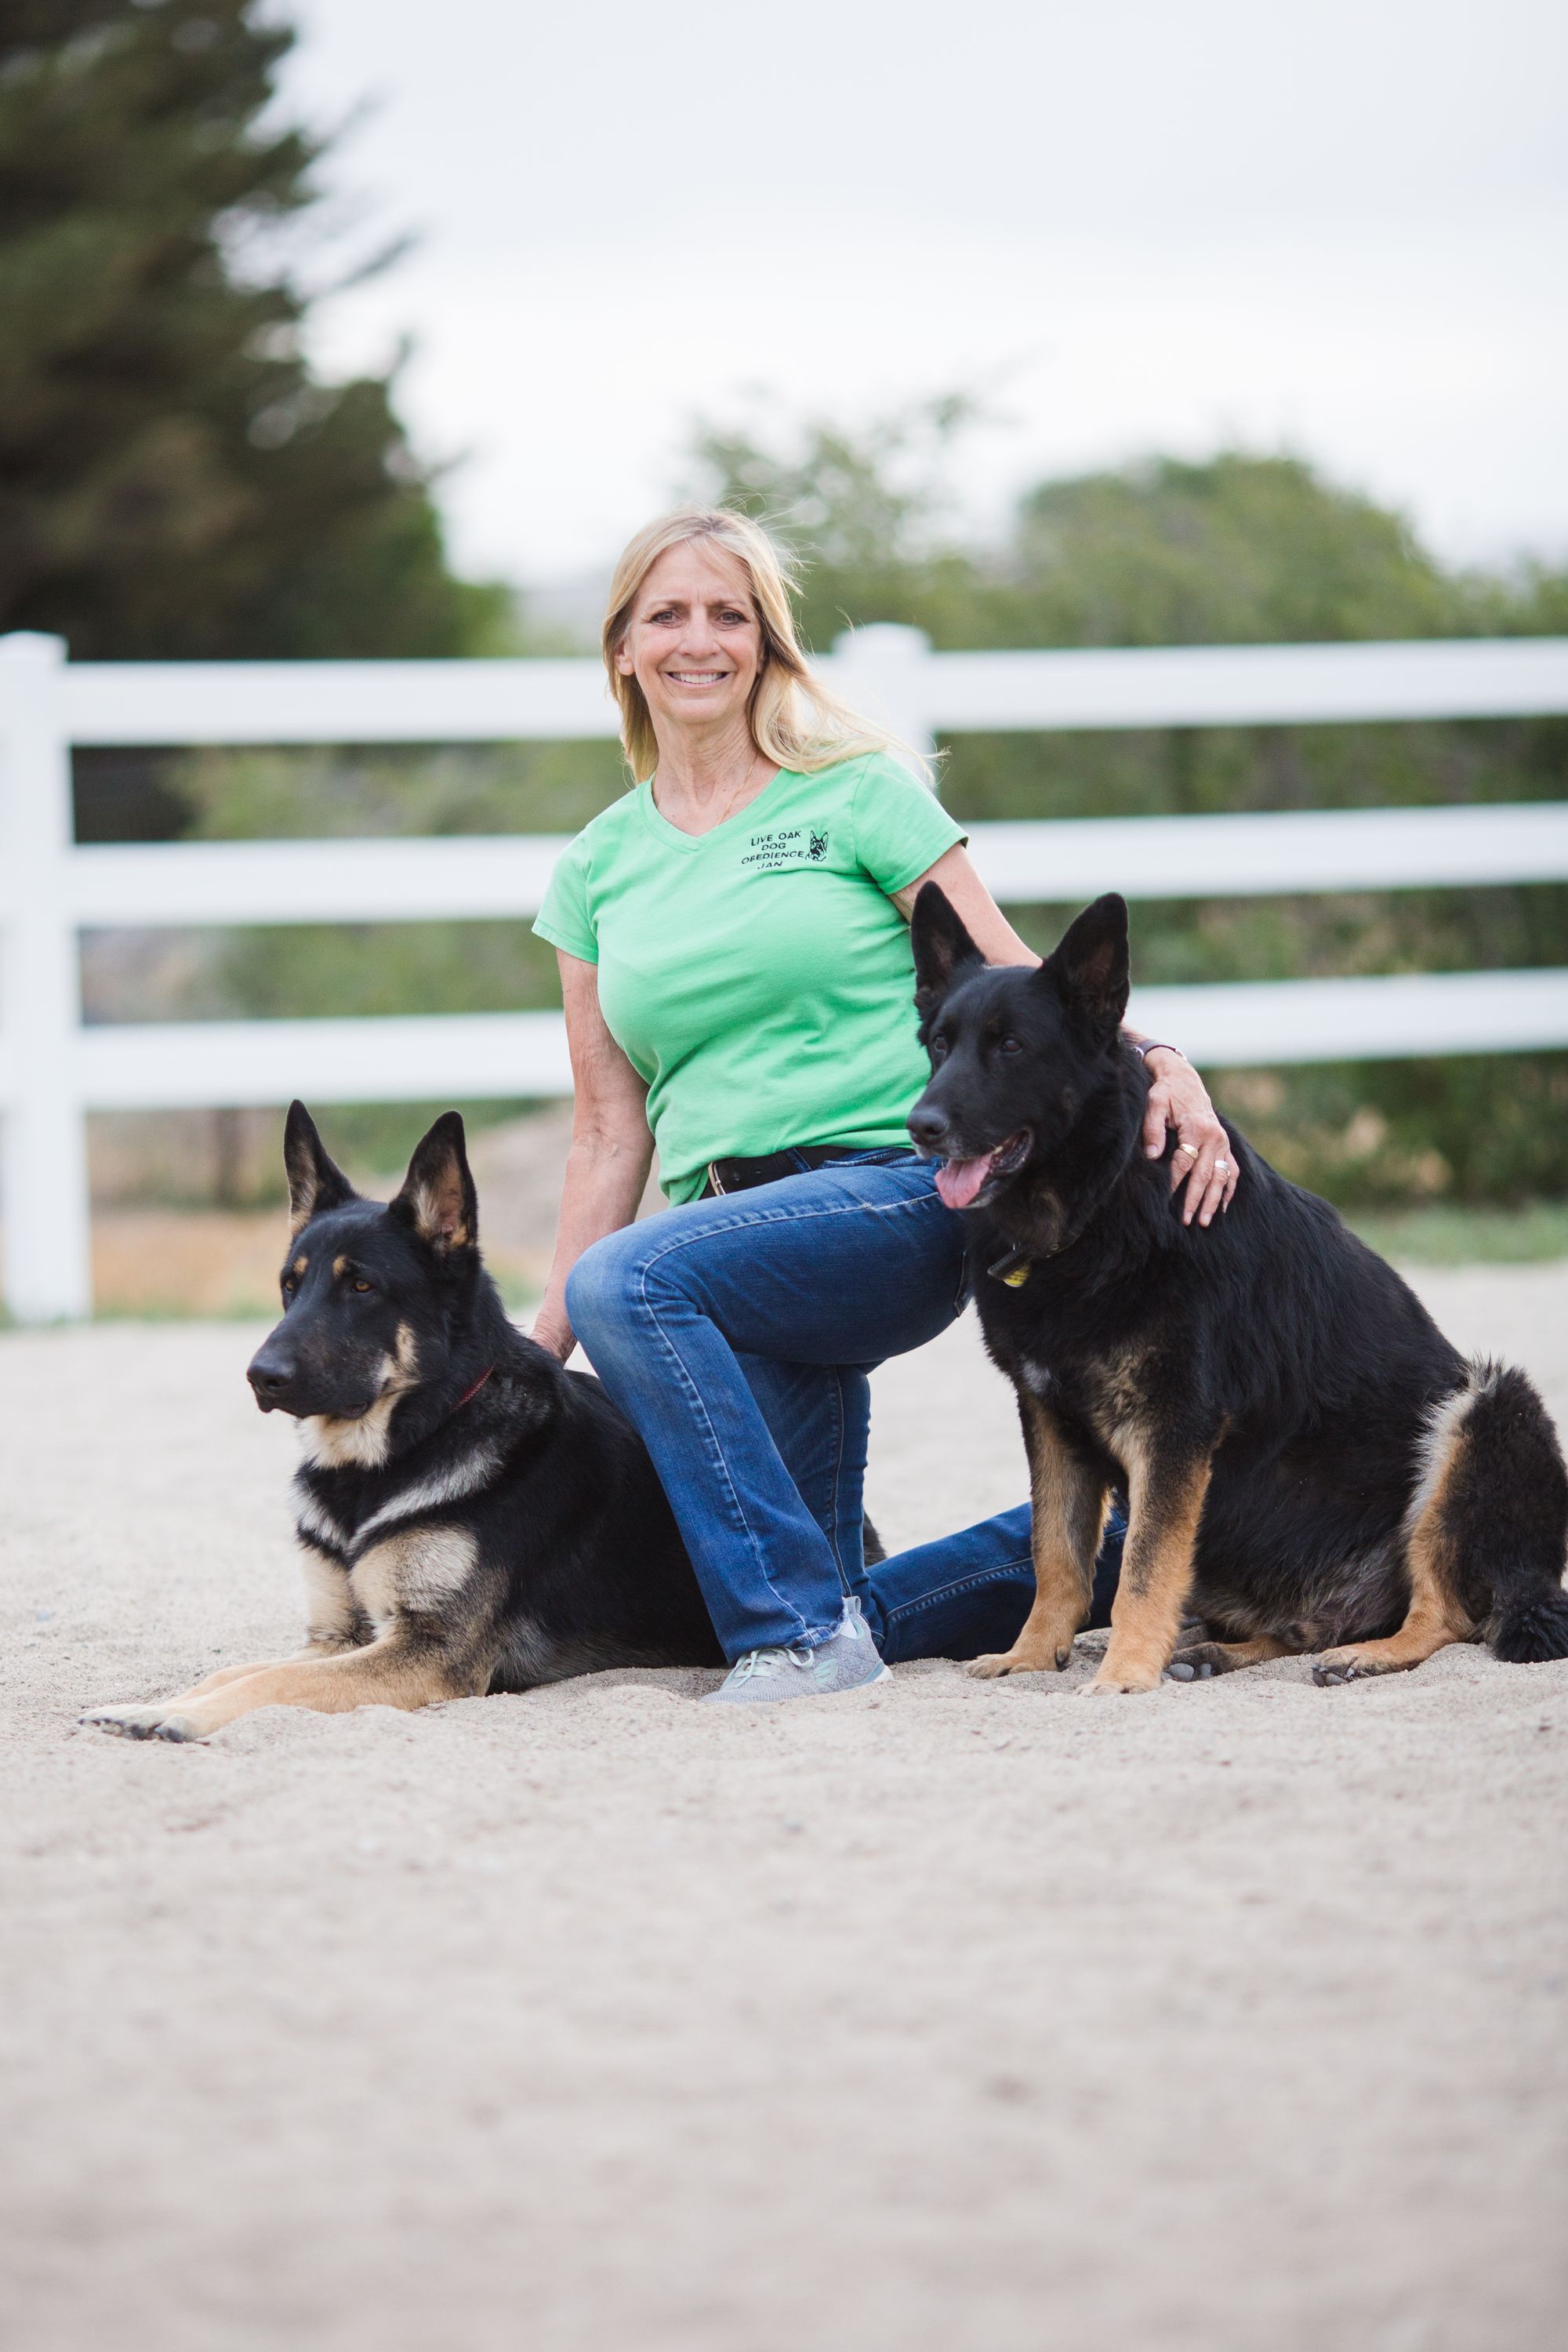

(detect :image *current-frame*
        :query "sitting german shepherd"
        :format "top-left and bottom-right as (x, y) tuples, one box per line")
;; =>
(84, 1105), (722, 1741)
(907, 884), (1568, 1695)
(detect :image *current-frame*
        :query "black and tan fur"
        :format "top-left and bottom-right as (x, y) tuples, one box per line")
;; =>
(907, 886), (1568, 1695)
(83, 1105), (723, 1741)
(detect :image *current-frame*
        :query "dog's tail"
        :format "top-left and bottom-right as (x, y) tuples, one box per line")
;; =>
(1421, 1362), (1568, 1663)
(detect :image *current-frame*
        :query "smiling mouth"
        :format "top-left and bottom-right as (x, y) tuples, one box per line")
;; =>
(933, 1129), (1033, 1210)
(665, 670), (730, 688)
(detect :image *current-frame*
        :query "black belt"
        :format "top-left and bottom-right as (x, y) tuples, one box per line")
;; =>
(700, 1145), (909, 1199)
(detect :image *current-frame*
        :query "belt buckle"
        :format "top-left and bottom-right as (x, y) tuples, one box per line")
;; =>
(706, 1161), (728, 1196)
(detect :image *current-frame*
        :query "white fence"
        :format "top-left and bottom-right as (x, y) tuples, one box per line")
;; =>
(3, 624), (1568, 1322)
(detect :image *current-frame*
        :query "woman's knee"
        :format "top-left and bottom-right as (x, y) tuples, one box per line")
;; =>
(564, 1226), (650, 1347)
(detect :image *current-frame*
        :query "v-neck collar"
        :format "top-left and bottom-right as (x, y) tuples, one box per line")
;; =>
(636, 764), (796, 854)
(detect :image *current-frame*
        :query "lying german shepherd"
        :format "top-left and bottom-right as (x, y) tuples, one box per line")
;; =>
(84, 1105), (722, 1741)
(908, 884), (1568, 1695)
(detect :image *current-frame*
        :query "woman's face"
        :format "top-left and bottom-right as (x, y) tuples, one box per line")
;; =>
(614, 542), (765, 741)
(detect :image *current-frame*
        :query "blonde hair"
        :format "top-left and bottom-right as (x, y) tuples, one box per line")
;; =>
(601, 506), (927, 785)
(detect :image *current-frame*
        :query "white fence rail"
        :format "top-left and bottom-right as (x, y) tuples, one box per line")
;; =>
(3, 626), (1567, 1322)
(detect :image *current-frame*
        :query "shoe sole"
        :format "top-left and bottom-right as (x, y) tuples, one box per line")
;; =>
(701, 1661), (893, 1707)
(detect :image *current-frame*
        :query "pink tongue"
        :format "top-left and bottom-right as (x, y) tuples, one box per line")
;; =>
(935, 1155), (994, 1210)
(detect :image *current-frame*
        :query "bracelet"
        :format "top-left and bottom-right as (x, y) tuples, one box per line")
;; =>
(1131, 1040), (1186, 1065)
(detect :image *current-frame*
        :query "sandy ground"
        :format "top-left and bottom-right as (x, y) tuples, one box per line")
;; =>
(3, 1265), (1567, 2352)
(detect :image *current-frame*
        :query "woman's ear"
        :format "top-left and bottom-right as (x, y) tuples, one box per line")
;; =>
(612, 633), (635, 677)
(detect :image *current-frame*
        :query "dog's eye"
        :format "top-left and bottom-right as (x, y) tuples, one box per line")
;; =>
(351, 1279), (373, 1294)
(998, 1036), (1022, 1055)
(930, 1036), (949, 1060)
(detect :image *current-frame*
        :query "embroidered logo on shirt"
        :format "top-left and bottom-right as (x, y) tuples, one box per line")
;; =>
(741, 825), (833, 873)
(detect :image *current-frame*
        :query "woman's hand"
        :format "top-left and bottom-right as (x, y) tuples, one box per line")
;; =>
(531, 1310), (577, 1366)
(1142, 1048), (1239, 1228)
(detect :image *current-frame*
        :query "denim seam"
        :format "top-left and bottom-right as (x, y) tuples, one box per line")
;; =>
(824, 1366), (851, 1595)
(635, 1182), (941, 1276)
(881, 1555), (1036, 1626)
(630, 1255), (837, 1651)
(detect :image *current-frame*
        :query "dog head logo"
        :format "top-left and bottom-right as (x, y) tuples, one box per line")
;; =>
(808, 829), (828, 862)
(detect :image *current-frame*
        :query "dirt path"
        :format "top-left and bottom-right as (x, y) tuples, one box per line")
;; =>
(2, 1265), (1566, 2352)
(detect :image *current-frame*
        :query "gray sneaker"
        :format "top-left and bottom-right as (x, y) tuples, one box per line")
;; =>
(702, 1596), (891, 1706)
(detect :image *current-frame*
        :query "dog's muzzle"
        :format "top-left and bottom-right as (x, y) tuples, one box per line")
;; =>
(246, 1349), (298, 1413)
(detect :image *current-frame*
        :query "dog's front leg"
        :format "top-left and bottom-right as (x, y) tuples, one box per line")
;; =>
(82, 1629), (484, 1743)
(1089, 1443), (1214, 1695)
(104, 1544), (371, 1709)
(163, 1634), (365, 1701)
(969, 1395), (1108, 1678)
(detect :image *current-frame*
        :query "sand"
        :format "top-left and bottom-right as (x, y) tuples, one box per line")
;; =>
(3, 1264), (1567, 2352)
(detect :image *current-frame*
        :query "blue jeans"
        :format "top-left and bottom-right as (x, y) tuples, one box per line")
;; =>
(565, 1149), (1125, 1664)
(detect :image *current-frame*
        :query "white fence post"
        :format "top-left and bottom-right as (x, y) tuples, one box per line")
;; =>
(829, 625), (936, 778)
(0, 633), (92, 1321)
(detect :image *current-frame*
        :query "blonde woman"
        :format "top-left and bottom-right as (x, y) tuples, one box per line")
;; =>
(532, 510), (1236, 1704)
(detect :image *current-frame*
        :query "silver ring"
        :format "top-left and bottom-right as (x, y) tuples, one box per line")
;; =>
(1214, 1157), (1230, 1175)
(1176, 1141), (1200, 1158)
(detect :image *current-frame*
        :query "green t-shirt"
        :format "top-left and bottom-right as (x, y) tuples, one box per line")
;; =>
(533, 754), (966, 1203)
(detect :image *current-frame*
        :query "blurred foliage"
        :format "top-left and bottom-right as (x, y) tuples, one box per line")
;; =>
(176, 740), (625, 841)
(175, 918), (561, 1021)
(0, 0), (510, 659)
(1344, 1200), (1568, 1266)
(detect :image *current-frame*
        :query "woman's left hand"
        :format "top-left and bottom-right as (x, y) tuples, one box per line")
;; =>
(1142, 1049), (1240, 1228)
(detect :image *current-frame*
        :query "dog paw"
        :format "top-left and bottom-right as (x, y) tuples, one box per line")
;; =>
(1165, 1646), (1221, 1680)
(965, 1646), (1069, 1679)
(1312, 1649), (1391, 1686)
(1083, 1668), (1163, 1696)
(80, 1704), (204, 1744)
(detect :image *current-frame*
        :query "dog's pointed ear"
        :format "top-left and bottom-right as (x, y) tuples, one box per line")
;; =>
(1044, 895), (1130, 1043)
(283, 1102), (358, 1236)
(390, 1112), (478, 1254)
(911, 882), (985, 1015)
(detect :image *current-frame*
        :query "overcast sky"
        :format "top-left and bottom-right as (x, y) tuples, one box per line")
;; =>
(274, 0), (1567, 587)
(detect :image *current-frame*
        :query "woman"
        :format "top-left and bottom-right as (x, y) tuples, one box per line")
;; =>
(532, 509), (1237, 1704)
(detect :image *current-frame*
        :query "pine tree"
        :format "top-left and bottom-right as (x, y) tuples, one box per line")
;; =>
(0, 0), (506, 659)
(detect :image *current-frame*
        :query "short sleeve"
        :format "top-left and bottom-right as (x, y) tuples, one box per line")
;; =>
(851, 755), (967, 894)
(532, 834), (598, 964)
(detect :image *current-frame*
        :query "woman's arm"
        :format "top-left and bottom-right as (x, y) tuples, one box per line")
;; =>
(531, 953), (655, 1364)
(892, 843), (1239, 1229)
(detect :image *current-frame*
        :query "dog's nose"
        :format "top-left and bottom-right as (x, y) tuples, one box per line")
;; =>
(908, 1103), (949, 1152)
(246, 1352), (296, 1409)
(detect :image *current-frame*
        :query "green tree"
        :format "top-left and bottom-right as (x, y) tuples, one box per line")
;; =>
(0, 0), (507, 659)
